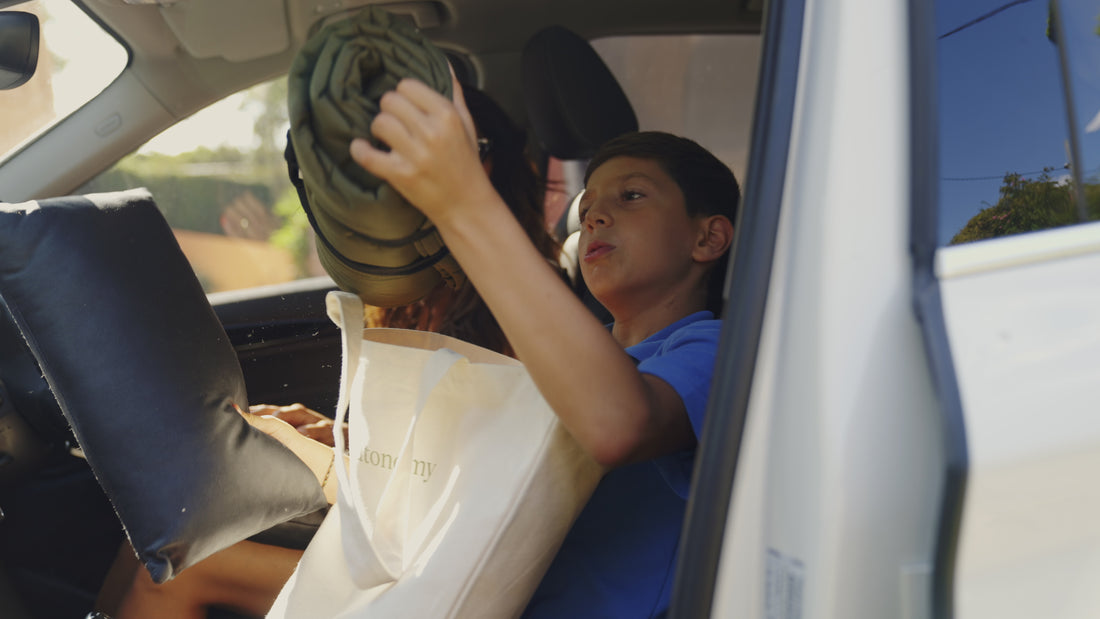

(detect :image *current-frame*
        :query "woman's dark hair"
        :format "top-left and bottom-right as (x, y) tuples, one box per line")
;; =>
(584, 131), (740, 316)
(367, 86), (559, 355)
(463, 86), (559, 262)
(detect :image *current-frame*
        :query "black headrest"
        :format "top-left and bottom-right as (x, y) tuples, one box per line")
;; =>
(522, 25), (638, 160)
(0, 189), (327, 583)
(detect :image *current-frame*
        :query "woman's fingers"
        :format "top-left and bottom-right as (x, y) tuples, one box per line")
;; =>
(296, 420), (349, 447)
(297, 423), (334, 445)
(238, 406), (335, 488)
(256, 403), (327, 428)
(248, 403), (282, 416)
(244, 405), (336, 451)
(240, 409), (297, 440)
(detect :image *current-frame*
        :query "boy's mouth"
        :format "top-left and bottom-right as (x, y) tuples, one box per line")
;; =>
(584, 240), (614, 262)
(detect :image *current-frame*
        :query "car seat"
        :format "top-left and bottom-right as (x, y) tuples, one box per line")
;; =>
(0, 190), (329, 615)
(521, 25), (639, 324)
(522, 25), (638, 164)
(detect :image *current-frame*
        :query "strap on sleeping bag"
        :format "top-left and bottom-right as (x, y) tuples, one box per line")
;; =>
(284, 133), (451, 277)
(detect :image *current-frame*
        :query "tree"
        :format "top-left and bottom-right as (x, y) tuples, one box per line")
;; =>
(240, 77), (289, 188)
(950, 171), (1100, 244)
(241, 77), (319, 276)
(269, 186), (316, 276)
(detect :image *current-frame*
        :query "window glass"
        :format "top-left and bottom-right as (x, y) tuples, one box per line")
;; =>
(541, 34), (758, 228)
(592, 35), (758, 183)
(0, 0), (127, 161)
(78, 77), (326, 294)
(937, 0), (1100, 245)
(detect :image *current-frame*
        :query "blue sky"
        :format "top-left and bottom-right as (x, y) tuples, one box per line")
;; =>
(936, 0), (1100, 243)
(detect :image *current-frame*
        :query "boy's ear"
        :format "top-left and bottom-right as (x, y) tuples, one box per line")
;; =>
(692, 215), (735, 264)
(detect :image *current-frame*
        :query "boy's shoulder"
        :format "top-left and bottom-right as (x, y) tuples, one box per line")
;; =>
(650, 310), (720, 344)
(626, 311), (720, 361)
(665, 312), (721, 339)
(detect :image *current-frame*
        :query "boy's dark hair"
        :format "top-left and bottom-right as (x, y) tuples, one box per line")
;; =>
(584, 131), (741, 316)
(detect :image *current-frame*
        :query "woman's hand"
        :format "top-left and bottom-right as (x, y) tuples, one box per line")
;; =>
(239, 406), (338, 504)
(348, 75), (497, 227)
(249, 403), (347, 447)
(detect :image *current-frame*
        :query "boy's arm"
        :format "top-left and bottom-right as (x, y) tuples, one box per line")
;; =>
(350, 79), (695, 468)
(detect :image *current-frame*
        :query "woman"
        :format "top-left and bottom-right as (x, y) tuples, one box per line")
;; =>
(95, 84), (560, 619)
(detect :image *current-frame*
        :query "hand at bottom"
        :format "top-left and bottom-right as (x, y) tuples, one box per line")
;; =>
(238, 405), (338, 504)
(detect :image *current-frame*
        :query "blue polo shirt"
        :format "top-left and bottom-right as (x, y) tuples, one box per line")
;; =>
(521, 311), (721, 618)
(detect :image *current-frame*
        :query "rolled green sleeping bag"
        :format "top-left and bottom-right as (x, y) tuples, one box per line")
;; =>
(287, 6), (464, 307)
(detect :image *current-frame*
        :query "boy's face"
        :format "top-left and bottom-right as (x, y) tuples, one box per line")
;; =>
(578, 156), (705, 311)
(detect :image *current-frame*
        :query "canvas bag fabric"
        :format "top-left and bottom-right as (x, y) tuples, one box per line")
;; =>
(268, 291), (603, 618)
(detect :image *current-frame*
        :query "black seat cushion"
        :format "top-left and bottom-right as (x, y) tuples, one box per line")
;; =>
(0, 189), (327, 583)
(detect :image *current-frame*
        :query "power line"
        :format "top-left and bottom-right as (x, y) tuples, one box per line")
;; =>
(942, 167), (1060, 181)
(938, 0), (1035, 40)
(942, 162), (1100, 182)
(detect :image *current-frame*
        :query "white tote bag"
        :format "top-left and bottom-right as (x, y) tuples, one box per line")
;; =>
(268, 291), (603, 619)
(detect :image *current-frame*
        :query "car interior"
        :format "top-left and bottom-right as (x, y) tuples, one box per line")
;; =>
(0, 1), (763, 617)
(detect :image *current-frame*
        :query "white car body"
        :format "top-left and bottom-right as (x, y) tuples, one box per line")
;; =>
(705, 2), (1100, 618)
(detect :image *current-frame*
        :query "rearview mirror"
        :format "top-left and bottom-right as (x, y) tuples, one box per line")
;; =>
(0, 11), (39, 90)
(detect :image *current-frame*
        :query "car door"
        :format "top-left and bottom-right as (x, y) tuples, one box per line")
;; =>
(928, 1), (1100, 617)
(672, 0), (947, 617)
(678, 1), (1100, 618)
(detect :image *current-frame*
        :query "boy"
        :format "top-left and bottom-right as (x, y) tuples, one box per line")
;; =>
(349, 77), (739, 617)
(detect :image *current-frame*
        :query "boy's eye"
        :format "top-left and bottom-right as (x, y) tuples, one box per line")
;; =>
(621, 190), (644, 201)
(578, 207), (589, 223)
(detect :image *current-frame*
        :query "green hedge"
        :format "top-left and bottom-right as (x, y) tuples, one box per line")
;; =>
(78, 167), (275, 235)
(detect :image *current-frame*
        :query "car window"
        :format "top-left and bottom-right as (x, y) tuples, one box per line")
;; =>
(543, 34), (760, 229)
(937, 0), (1100, 245)
(593, 34), (758, 183)
(0, 0), (127, 163)
(77, 76), (327, 294)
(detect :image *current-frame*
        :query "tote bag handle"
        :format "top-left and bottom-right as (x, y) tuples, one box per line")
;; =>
(326, 291), (463, 587)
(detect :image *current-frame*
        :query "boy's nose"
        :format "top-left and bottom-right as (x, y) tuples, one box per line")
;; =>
(583, 204), (612, 229)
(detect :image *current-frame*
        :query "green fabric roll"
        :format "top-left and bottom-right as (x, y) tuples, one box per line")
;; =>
(288, 6), (464, 307)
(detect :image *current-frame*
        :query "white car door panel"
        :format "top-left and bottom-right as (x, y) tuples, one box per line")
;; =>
(939, 224), (1100, 619)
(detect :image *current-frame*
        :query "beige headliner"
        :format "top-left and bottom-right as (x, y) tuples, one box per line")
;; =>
(84, 0), (761, 115)
(0, 0), (761, 200)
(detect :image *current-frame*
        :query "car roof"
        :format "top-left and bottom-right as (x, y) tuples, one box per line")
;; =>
(0, 0), (762, 200)
(92, 0), (762, 121)
(96, 0), (763, 58)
